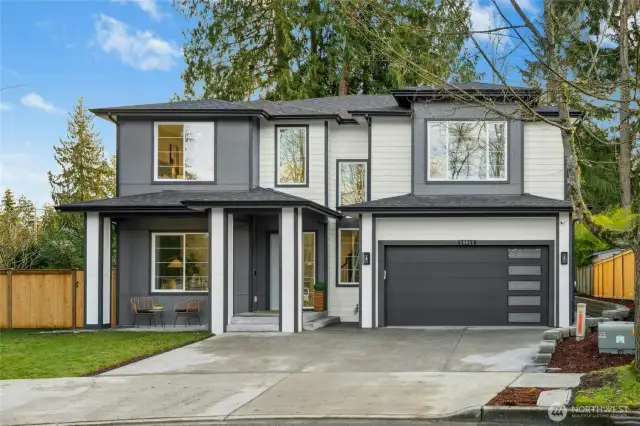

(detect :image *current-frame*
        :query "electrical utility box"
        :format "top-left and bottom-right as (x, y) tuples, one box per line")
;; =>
(598, 322), (635, 354)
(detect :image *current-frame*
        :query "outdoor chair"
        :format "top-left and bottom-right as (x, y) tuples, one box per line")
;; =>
(174, 298), (203, 327)
(130, 296), (156, 327)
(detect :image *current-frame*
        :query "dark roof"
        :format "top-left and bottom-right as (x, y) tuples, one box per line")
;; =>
(56, 187), (341, 218)
(339, 193), (572, 213)
(91, 83), (580, 120)
(534, 105), (582, 118)
(391, 83), (541, 108)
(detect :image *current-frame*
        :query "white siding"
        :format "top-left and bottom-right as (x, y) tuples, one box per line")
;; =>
(371, 117), (412, 199)
(524, 122), (565, 200)
(328, 122), (369, 209)
(327, 218), (358, 322)
(558, 212), (571, 327)
(259, 119), (325, 204)
(376, 217), (557, 241)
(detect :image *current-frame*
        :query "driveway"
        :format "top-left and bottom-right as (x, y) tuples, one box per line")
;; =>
(103, 324), (544, 375)
(1, 325), (546, 425)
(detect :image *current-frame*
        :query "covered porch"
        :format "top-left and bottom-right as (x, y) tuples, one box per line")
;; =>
(58, 188), (341, 334)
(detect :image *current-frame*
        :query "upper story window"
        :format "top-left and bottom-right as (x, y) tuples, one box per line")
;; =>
(276, 125), (308, 186)
(428, 121), (507, 181)
(155, 122), (215, 181)
(338, 160), (367, 206)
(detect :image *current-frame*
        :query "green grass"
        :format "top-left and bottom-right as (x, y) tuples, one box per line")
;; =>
(574, 362), (640, 408)
(0, 329), (211, 379)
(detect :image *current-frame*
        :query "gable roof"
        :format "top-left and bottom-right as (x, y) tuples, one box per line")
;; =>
(56, 187), (341, 218)
(338, 193), (572, 213)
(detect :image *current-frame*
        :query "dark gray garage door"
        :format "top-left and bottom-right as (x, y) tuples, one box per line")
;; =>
(384, 246), (549, 326)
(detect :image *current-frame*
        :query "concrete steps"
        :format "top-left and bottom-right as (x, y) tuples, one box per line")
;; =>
(304, 314), (340, 331)
(227, 314), (279, 332)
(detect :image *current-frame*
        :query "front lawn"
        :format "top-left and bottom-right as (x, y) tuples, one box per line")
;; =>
(0, 329), (211, 379)
(574, 363), (640, 409)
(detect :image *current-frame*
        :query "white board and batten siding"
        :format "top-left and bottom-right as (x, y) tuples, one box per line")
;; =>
(524, 122), (565, 200)
(370, 117), (412, 200)
(259, 119), (325, 204)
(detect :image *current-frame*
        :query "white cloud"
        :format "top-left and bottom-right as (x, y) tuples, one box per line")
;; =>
(495, 0), (538, 13)
(94, 14), (181, 71)
(590, 12), (640, 48)
(114, 0), (169, 21)
(0, 102), (13, 111)
(468, 0), (511, 47)
(20, 93), (65, 114)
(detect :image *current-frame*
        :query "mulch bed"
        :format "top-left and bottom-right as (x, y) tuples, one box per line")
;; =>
(575, 294), (635, 312)
(548, 332), (634, 373)
(487, 387), (554, 406)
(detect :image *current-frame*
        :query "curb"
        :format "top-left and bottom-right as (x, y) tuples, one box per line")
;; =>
(482, 406), (640, 425)
(1, 408), (482, 426)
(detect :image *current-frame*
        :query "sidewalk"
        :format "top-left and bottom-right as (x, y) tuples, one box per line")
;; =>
(1, 371), (522, 425)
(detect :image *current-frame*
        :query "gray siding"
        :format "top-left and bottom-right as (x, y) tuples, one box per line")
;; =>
(233, 219), (251, 314)
(118, 116), (252, 196)
(117, 215), (209, 326)
(412, 103), (523, 195)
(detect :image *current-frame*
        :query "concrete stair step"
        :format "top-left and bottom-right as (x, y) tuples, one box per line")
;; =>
(303, 315), (340, 331)
(226, 323), (280, 332)
(302, 311), (327, 322)
(230, 316), (279, 325)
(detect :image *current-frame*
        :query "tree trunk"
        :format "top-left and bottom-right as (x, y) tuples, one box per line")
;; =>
(338, 6), (356, 96)
(619, 0), (632, 207)
(635, 249), (640, 374)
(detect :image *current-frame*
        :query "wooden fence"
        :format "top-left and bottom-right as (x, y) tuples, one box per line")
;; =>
(575, 250), (635, 300)
(0, 269), (116, 329)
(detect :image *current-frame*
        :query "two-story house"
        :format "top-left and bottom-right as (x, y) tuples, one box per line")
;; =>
(58, 83), (575, 334)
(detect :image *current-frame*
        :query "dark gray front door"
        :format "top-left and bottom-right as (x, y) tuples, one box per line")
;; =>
(385, 246), (548, 326)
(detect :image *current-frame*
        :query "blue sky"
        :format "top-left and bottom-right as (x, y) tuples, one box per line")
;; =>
(0, 0), (547, 208)
(1, 0), (188, 208)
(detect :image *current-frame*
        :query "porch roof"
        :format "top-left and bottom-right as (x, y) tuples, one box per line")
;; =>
(56, 187), (342, 218)
(338, 193), (573, 214)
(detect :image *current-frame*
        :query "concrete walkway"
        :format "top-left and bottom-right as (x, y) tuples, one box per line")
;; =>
(1, 326), (556, 425)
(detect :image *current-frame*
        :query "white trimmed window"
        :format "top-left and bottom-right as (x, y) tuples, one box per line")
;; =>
(154, 122), (215, 181)
(428, 121), (507, 181)
(338, 161), (367, 206)
(276, 126), (308, 185)
(338, 229), (360, 285)
(152, 233), (209, 292)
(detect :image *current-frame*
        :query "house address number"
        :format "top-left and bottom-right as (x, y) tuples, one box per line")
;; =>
(458, 240), (476, 246)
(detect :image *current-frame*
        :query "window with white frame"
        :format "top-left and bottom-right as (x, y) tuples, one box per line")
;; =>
(338, 161), (367, 206)
(155, 122), (215, 181)
(428, 121), (507, 181)
(338, 229), (359, 285)
(152, 233), (209, 292)
(276, 126), (307, 185)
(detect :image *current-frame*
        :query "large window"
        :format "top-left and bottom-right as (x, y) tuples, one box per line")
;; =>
(276, 126), (308, 185)
(338, 229), (360, 285)
(428, 121), (507, 181)
(155, 122), (215, 181)
(338, 161), (367, 206)
(152, 233), (209, 292)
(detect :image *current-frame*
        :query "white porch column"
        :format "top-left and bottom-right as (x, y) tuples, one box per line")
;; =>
(102, 217), (112, 326)
(84, 212), (100, 328)
(360, 213), (373, 328)
(280, 207), (303, 332)
(558, 212), (571, 327)
(209, 208), (226, 335)
(227, 213), (234, 324)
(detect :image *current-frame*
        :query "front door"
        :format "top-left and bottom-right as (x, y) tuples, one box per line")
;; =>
(269, 233), (280, 310)
(303, 232), (316, 309)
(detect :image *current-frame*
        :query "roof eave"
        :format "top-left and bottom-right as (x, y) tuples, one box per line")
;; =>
(338, 206), (572, 214)
(182, 199), (342, 219)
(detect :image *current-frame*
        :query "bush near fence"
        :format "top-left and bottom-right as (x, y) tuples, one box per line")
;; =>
(575, 250), (635, 300)
(0, 269), (116, 329)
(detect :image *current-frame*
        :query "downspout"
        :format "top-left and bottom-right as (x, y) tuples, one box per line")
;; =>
(571, 217), (577, 325)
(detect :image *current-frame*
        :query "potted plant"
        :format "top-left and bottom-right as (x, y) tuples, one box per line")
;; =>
(313, 282), (326, 312)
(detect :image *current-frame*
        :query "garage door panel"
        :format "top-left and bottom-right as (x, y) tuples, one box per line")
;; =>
(385, 245), (549, 326)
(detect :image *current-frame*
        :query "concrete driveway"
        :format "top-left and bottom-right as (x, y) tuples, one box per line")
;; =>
(104, 324), (544, 375)
(1, 325), (546, 425)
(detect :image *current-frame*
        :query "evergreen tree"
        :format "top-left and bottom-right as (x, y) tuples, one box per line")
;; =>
(173, 0), (478, 101)
(48, 97), (114, 206)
